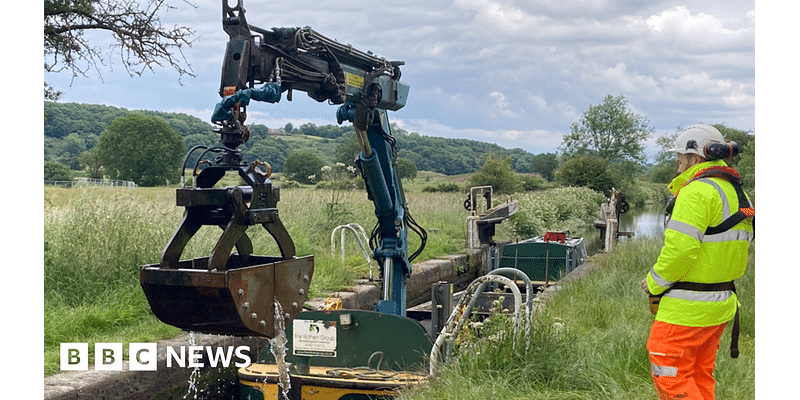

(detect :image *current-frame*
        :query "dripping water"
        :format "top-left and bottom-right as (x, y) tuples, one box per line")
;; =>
(269, 300), (291, 399)
(184, 331), (200, 399)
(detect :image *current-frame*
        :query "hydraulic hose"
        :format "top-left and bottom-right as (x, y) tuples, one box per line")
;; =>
(429, 275), (522, 376)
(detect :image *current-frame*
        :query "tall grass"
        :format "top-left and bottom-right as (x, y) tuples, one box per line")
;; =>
(43, 187), (181, 374)
(401, 238), (756, 399)
(44, 188), (173, 303)
(43, 185), (471, 374)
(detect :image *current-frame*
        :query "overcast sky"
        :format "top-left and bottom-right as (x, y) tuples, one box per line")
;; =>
(44, 0), (756, 160)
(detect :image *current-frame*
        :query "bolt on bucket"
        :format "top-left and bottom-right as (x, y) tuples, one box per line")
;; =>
(140, 254), (313, 338)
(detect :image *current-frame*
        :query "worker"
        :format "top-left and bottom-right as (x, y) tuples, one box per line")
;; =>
(642, 124), (754, 399)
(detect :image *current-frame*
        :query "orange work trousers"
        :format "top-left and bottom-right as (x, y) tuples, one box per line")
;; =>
(647, 320), (726, 400)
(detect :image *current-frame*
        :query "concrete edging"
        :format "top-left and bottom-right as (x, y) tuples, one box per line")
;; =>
(532, 254), (602, 312)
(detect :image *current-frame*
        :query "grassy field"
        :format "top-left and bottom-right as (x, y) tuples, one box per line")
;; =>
(42, 173), (486, 375)
(399, 238), (756, 400)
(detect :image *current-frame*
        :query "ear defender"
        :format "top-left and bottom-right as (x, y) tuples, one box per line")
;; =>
(704, 141), (739, 160)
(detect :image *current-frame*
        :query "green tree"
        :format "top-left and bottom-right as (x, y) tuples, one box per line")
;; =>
(560, 94), (653, 164)
(334, 137), (363, 170)
(469, 154), (521, 194)
(649, 128), (680, 183)
(555, 155), (615, 195)
(44, 0), (195, 99)
(44, 161), (73, 181)
(96, 113), (184, 186)
(648, 162), (677, 184)
(283, 150), (326, 184)
(713, 124), (754, 170)
(244, 142), (289, 173)
(79, 148), (103, 179)
(654, 129), (680, 164)
(737, 138), (755, 192)
(530, 153), (558, 181)
(59, 132), (87, 169)
(396, 158), (418, 181)
(520, 174), (550, 191)
(608, 159), (644, 197)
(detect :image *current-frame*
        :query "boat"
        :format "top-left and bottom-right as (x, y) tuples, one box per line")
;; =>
(498, 231), (587, 285)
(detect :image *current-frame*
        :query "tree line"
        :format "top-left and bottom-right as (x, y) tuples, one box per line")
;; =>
(43, 101), (550, 185)
(44, 97), (755, 204)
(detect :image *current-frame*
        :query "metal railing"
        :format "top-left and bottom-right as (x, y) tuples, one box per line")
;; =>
(44, 178), (137, 188)
(331, 223), (375, 280)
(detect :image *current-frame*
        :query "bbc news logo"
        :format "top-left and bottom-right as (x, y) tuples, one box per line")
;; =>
(60, 343), (252, 371)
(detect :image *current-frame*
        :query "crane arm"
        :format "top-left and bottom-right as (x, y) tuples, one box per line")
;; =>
(214, 0), (425, 317)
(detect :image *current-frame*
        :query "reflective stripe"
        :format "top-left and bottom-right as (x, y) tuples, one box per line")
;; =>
(665, 219), (704, 241)
(667, 219), (753, 244)
(649, 267), (675, 288)
(663, 289), (733, 302)
(703, 229), (754, 243)
(651, 363), (678, 377)
(696, 178), (731, 220)
(696, 177), (754, 242)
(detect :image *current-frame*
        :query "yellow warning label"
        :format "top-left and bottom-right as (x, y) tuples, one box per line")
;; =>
(345, 72), (364, 89)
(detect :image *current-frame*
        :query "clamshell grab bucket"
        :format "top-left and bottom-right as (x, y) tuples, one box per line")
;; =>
(139, 173), (313, 338)
(140, 254), (313, 338)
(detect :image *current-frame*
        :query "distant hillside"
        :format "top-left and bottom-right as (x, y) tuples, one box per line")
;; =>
(44, 101), (536, 175)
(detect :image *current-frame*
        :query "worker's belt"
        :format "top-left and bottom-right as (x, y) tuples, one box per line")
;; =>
(650, 281), (740, 359)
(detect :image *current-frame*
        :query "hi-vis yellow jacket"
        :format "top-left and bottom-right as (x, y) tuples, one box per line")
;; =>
(647, 160), (754, 327)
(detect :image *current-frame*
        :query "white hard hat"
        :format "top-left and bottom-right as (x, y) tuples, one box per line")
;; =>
(670, 124), (725, 156)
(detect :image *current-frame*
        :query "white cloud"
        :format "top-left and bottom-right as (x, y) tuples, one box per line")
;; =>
(658, 72), (749, 104)
(399, 118), (561, 152)
(44, 0), (755, 155)
(490, 91), (518, 118)
(720, 85), (754, 108)
(645, 5), (755, 50)
(598, 63), (662, 99)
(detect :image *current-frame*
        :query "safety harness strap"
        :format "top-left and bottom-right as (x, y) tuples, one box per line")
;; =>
(704, 179), (755, 235)
(668, 281), (740, 359)
(670, 281), (734, 293)
(665, 166), (755, 237)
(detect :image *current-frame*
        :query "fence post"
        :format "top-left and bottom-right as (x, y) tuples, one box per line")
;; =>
(603, 189), (618, 253)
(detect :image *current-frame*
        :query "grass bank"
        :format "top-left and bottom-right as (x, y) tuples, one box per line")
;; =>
(42, 183), (475, 375)
(400, 238), (755, 400)
(42, 180), (606, 376)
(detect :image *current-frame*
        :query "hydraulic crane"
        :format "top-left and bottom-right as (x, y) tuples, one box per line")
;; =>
(140, 0), (426, 341)
(213, 0), (428, 317)
(139, 2), (435, 397)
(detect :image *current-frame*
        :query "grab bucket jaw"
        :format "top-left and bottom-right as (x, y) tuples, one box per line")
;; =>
(140, 254), (313, 338)
(139, 171), (312, 339)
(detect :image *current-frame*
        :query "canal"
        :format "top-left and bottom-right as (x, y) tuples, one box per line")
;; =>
(581, 203), (666, 255)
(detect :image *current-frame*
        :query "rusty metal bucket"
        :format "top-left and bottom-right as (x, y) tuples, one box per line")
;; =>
(139, 168), (313, 338)
(140, 254), (313, 338)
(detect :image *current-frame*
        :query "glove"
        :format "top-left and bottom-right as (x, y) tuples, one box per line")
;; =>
(641, 278), (651, 295)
